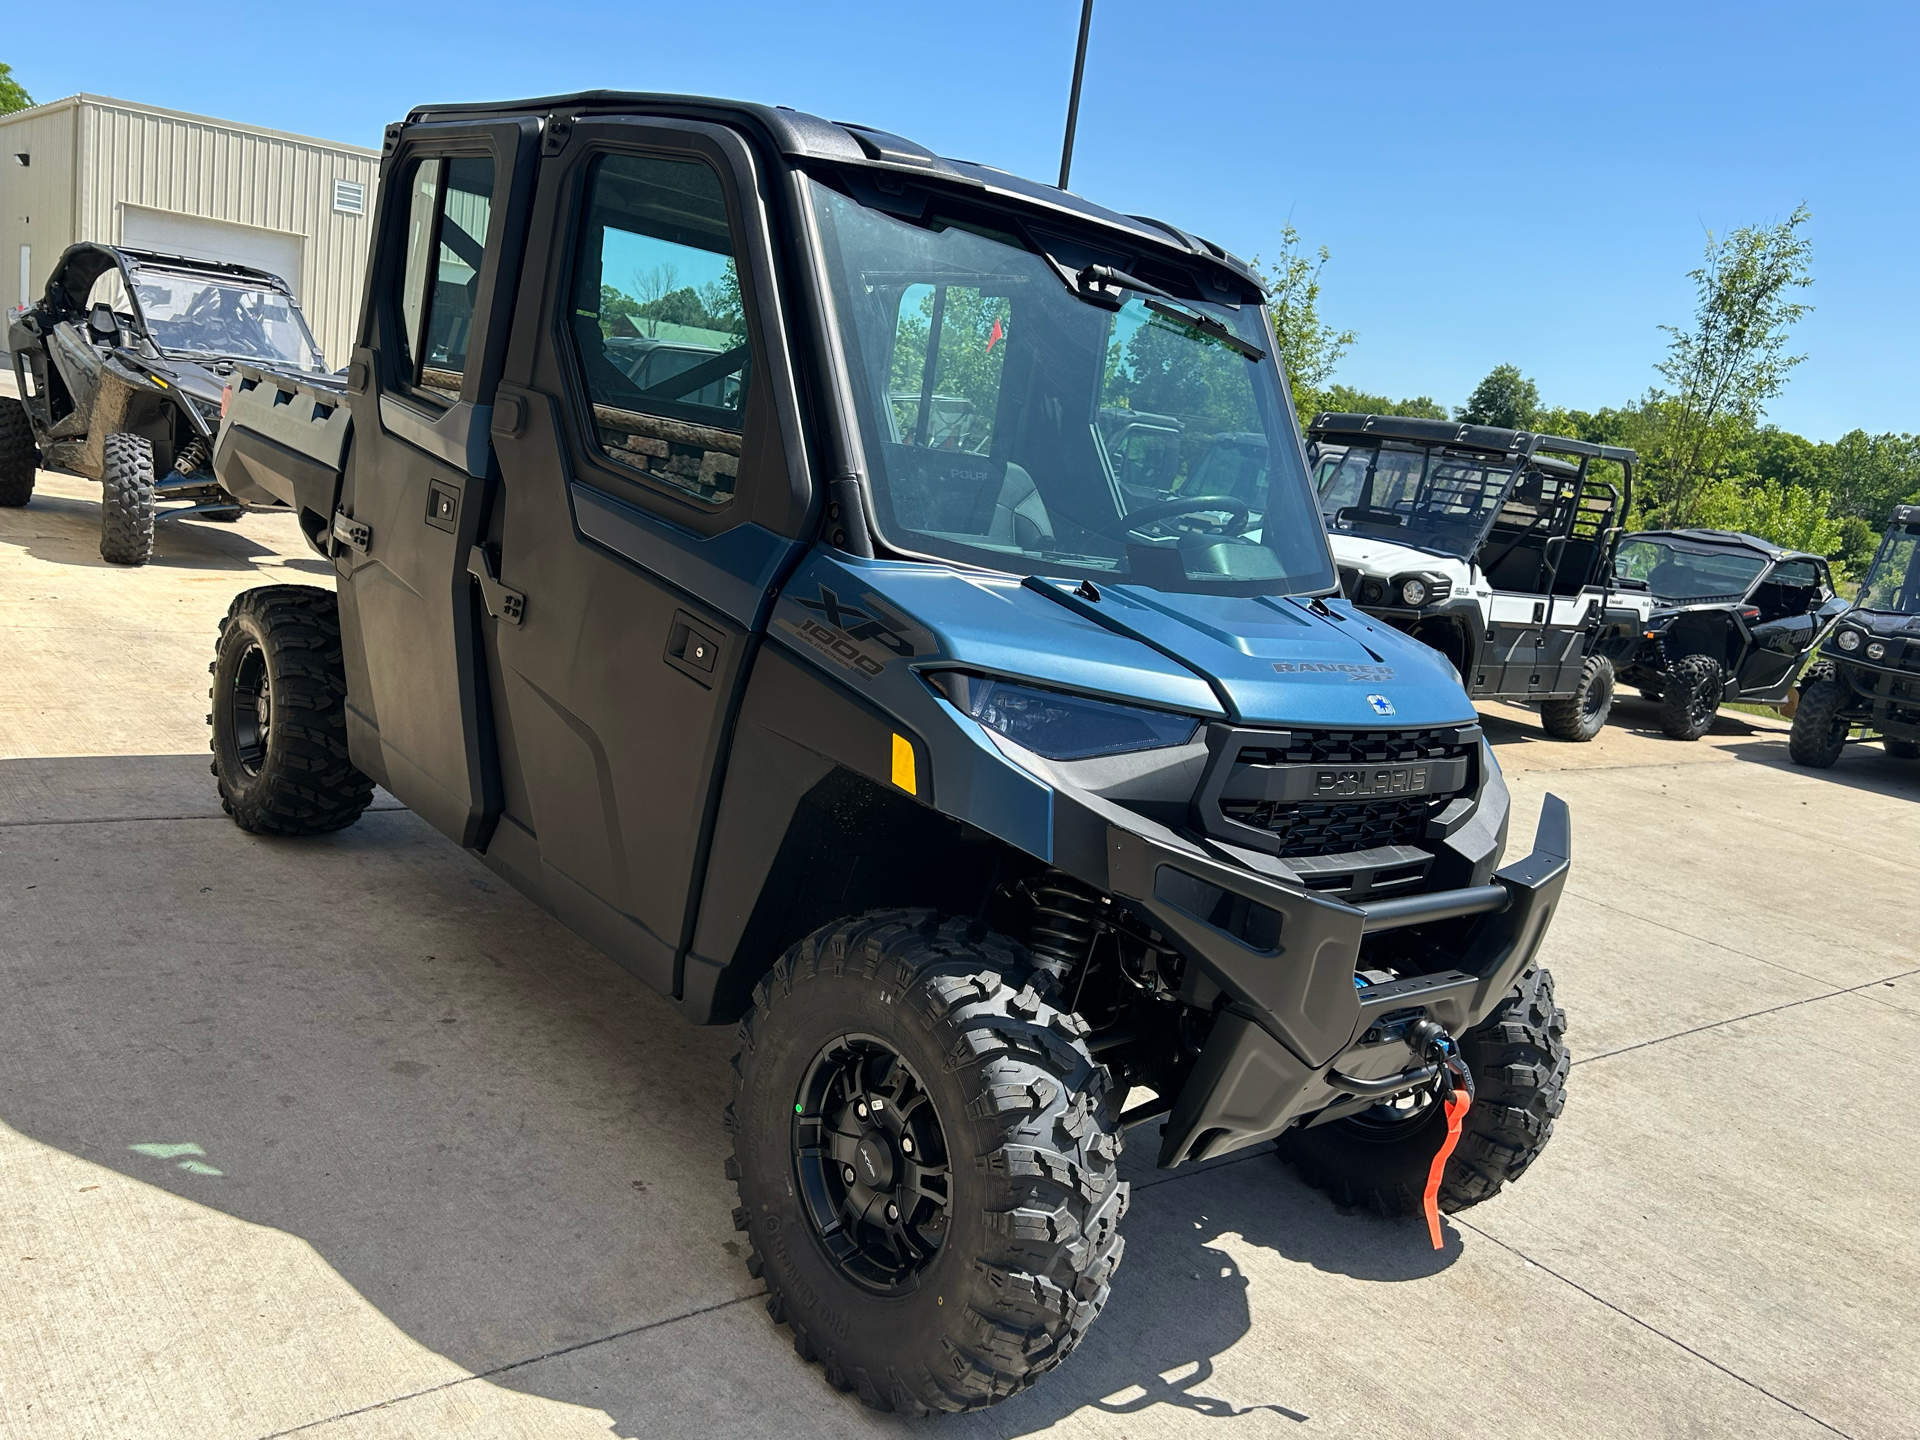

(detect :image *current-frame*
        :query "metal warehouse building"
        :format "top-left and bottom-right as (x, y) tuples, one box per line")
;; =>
(0, 93), (379, 367)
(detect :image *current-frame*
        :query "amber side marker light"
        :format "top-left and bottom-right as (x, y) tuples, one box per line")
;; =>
(891, 734), (917, 795)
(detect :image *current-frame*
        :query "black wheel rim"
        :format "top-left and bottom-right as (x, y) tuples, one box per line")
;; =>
(1340, 1088), (1440, 1142)
(232, 641), (272, 776)
(1688, 675), (1717, 729)
(792, 1034), (952, 1293)
(1582, 678), (1608, 720)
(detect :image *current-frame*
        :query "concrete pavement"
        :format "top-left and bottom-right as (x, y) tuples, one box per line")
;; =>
(1, 466), (1914, 1439)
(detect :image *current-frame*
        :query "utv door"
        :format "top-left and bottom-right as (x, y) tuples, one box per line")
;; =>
(1472, 465), (1595, 697)
(1736, 559), (1831, 697)
(334, 119), (540, 845)
(479, 118), (813, 995)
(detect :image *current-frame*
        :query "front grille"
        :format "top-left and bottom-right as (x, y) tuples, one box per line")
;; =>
(1211, 725), (1478, 858)
(1221, 794), (1439, 856)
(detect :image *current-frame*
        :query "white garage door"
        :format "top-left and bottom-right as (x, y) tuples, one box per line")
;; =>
(118, 206), (306, 297)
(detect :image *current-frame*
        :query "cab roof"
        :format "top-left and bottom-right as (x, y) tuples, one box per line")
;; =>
(398, 91), (1265, 298)
(1628, 528), (1825, 566)
(1308, 411), (1638, 466)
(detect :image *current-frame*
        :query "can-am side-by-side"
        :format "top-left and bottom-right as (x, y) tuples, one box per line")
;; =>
(207, 93), (1572, 1415)
(2, 244), (331, 563)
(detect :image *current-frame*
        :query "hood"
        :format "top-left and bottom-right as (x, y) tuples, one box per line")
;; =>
(1327, 532), (1472, 578)
(770, 553), (1476, 732)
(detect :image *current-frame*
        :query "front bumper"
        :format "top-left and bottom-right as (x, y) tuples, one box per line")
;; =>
(1105, 795), (1572, 1167)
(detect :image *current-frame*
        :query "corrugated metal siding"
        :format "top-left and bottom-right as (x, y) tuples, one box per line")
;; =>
(71, 96), (379, 365)
(0, 100), (81, 312)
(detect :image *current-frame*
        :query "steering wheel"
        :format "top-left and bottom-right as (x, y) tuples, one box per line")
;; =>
(1095, 495), (1252, 539)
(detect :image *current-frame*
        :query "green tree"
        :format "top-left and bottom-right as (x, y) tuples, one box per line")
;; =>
(1823, 429), (1920, 521)
(1318, 384), (1447, 420)
(0, 63), (31, 116)
(1257, 224), (1355, 419)
(1457, 364), (1540, 429)
(1648, 204), (1814, 526)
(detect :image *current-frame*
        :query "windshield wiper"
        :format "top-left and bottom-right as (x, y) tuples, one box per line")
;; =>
(1141, 297), (1265, 362)
(1041, 257), (1266, 361)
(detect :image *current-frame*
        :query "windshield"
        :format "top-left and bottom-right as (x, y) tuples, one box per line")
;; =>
(1313, 443), (1516, 558)
(808, 182), (1334, 595)
(130, 268), (326, 372)
(1856, 527), (1920, 614)
(1614, 536), (1769, 600)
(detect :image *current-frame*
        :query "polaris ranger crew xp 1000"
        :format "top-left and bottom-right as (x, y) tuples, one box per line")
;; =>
(1309, 414), (1650, 741)
(207, 94), (1573, 1415)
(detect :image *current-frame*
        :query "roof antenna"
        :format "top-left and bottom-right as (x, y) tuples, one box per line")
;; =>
(1058, 0), (1094, 190)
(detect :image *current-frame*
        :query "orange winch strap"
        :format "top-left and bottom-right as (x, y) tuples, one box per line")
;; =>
(1424, 1086), (1471, 1251)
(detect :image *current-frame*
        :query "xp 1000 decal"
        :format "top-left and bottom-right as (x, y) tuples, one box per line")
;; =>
(778, 584), (930, 678)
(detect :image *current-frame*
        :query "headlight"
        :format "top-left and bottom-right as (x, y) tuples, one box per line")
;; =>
(1391, 572), (1452, 608)
(1866, 641), (1887, 661)
(932, 673), (1199, 760)
(1837, 629), (1862, 651)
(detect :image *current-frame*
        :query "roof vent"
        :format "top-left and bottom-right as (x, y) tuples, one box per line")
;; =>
(332, 179), (366, 216)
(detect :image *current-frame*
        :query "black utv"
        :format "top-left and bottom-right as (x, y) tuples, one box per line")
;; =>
(1610, 528), (1840, 740)
(1790, 505), (1920, 766)
(206, 92), (1573, 1415)
(2, 243), (330, 563)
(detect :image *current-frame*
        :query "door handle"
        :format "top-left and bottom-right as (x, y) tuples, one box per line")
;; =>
(467, 546), (526, 625)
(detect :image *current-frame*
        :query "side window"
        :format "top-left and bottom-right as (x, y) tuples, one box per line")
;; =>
(392, 155), (496, 400)
(887, 283), (1008, 454)
(566, 152), (751, 505)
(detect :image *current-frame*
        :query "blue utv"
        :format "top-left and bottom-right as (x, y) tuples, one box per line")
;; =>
(205, 93), (1572, 1416)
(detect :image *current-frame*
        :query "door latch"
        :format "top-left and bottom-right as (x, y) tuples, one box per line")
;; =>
(331, 510), (371, 556)
(467, 545), (526, 625)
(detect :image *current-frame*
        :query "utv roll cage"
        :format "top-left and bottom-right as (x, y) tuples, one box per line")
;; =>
(1309, 412), (1637, 602)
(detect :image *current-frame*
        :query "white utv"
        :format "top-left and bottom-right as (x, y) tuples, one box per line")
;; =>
(1307, 414), (1653, 741)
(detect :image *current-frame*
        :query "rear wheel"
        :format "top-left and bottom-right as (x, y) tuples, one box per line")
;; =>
(729, 911), (1126, 1414)
(1657, 653), (1723, 741)
(1886, 738), (1920, 760)
(1278, 967), (1569, 1218)
(1787, 676), (1852, 768)
(99, 432), (156, 565)
(0, 396), (37, 507)
(209, 585), (374, 834)
(1540, 654), (1615, 742)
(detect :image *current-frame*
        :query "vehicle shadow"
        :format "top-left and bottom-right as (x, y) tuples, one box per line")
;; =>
(1723, 733), (1920, 801)
(0, 479), (330, 575)
(0, 755), (1456, 1437)
(933, 1156), (1455, 1436)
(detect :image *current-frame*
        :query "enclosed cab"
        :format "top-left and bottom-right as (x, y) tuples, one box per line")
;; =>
(1308, 413), (1649, 741)
(206, 93), (1575, 1415)
(1789, 505), (1920, 765)
(1, 243), (329, 563)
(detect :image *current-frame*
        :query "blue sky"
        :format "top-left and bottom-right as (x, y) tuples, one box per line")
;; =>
(9, 0), (1912, 440)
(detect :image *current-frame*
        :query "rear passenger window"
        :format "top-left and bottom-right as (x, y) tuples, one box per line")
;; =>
(392, 155), (495, 400)
(566, 153), (751, 505)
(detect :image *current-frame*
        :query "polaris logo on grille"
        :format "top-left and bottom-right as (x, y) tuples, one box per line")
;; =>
(1316, 766), (1430, 798)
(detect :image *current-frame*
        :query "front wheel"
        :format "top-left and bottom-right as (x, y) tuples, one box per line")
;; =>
(1787, 676), (1852, 768)
(1540, 653), (1615, 742)
(99, 432), (157, 565)
(728, 911), (1126, 1414)
(1657, 653), (1723, 741)
(1278, 967), (1569, 1217)
(209, 585), (375, 834)
(0, 395), (37, 506)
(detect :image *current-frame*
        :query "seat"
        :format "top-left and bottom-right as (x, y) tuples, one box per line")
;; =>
(87, 303), (122, 347)
(986, 462), (1054, 550)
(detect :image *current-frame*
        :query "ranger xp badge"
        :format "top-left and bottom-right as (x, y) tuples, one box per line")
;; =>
(1367, 694), (1396, 717)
